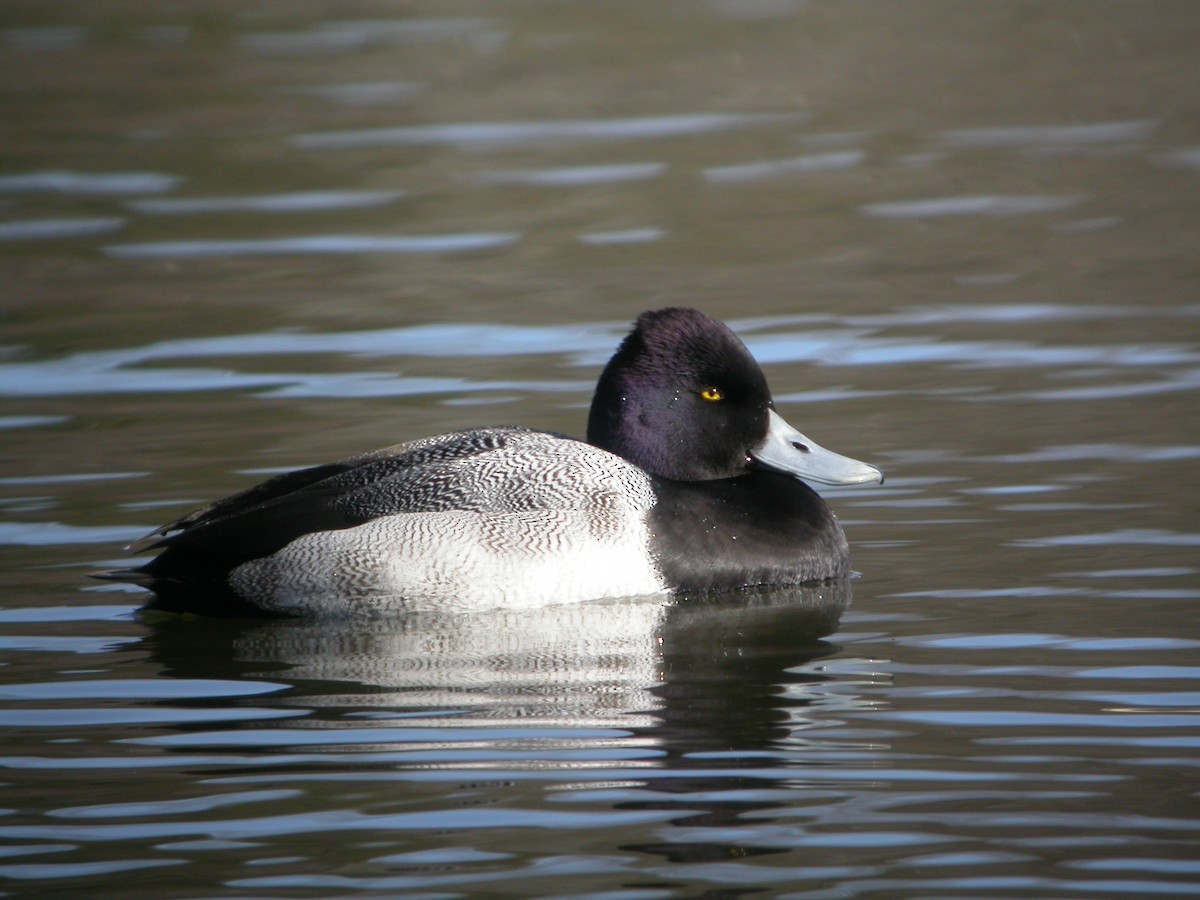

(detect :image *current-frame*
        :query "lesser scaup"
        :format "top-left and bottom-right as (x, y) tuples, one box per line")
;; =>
(102, 308), (882, 616)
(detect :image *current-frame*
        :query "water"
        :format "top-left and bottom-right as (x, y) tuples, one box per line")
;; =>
(2, 1), (1199, 896)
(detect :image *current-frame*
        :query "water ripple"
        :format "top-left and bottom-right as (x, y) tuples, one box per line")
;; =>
(2, 27), (87, 50)
(901, 633), (1200, 651)
(0, 217), (126, 241)
(291, 112), (802, 150)
(0, 807), (678, 843)
(0, 606), (135, 624)
(0, 521), (146, 546)
(0, 171), (180, 195)
(0, 415), (69, 430)
(1017, 529), (1200, 548)
(939, 120), (1159, 149)
(50, 790), (301, 820)
(473, 163), (666, 186)
(281, 81), (425, 106)
(3, 308), (1195, 401)
(0, 859), (184, 880)
(987, 444), (1200, 464)
(103, 232), (519, 258)
(0, 635), (140, 654)
(862, 194), (1084, 218)
(125, 725), (634, 748)
(239, 18), (503, 56)
(579, 227), (667, 245)
(0, 678), (285, 700)
(126, 190), (406, 215)
(868, 710), (1199, 729)
(1153, 146), (1200, 170)
(0, 707), (302, 727)
(703, 150), (865, 183)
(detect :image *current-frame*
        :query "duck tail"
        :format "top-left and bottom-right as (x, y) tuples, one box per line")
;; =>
(89, 567), (154, 587)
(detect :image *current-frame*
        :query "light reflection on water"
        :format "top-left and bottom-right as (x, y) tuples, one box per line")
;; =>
(104, 232), (522, 259)
(237, 17), (505, 57)
(1, 0), (1198, 896)
(125, 190), (407, 215)
(3, 303), (1197, 402)
(289, 112), (804, 150)
(0, 217), (127, 241)
(0, 171), (181, 195)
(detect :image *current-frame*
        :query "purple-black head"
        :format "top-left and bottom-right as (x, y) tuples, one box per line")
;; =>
(586, 308), (883, 486)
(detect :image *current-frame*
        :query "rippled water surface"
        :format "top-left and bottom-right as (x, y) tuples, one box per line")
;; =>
(3, 2), (1199, 897)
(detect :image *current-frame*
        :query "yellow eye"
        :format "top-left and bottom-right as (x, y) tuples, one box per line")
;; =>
(699, 387), (724, 402)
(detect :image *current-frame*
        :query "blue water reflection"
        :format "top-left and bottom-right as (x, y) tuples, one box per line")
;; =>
(3, 308), (1195, 403)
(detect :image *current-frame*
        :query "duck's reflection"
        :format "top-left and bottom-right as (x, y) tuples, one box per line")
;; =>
(147, 581), (850, 752)
(145, 584), (854, 866)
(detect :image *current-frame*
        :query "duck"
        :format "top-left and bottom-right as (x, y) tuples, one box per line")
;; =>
(100, 307), (883, 617)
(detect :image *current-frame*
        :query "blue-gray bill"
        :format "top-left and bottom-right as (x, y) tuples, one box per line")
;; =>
(751, 409), (884, 486)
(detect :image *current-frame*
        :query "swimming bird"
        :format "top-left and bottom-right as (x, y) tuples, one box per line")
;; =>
(101, 308), (882, 616)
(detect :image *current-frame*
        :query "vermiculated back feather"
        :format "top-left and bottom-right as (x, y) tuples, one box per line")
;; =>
(129, 428), (663, 613)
